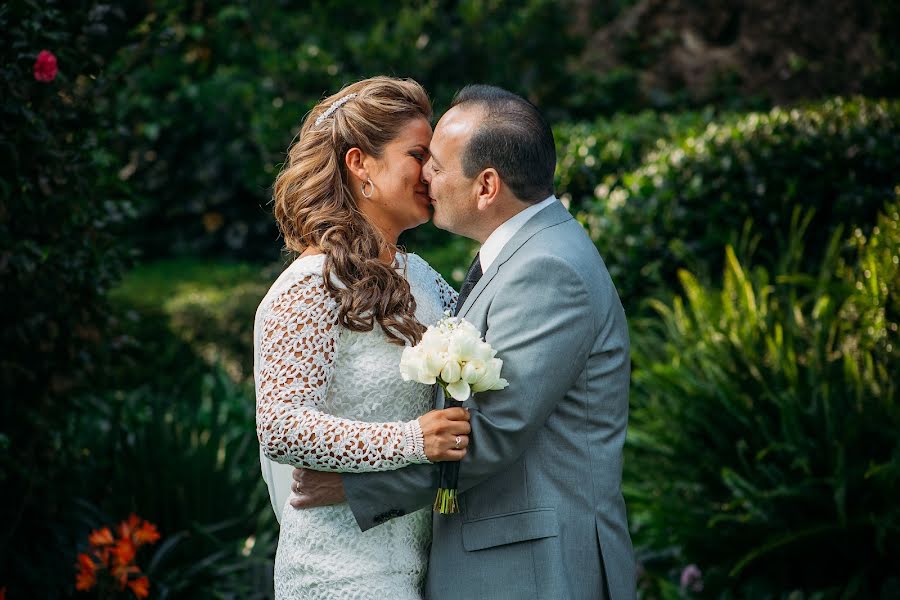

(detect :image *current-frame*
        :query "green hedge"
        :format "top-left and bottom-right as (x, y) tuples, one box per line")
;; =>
(554, 108), (715, 213)
(627, 198), (900, 596)
(111, 258), (278, 383)
(575, 97), (900, 312)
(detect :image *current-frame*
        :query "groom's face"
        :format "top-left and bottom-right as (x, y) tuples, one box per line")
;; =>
(422, 106), (481, 236)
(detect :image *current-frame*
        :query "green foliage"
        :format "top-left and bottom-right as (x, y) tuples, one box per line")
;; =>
(627, 200), (900, 596)
(0, 2), (137, 595)
(106, 0), (615, 260)
(72, 370), (276, 598)
(554, 108), (715, 213)
(112, 257), (278, 382)
(0, 249), (279, 596)
(583, 97), (900, 312)
(871, 0), (900, 97)
(63, 260), (281, 598)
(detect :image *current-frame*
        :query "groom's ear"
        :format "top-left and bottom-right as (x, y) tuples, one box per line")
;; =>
(475, 168), (501, 211)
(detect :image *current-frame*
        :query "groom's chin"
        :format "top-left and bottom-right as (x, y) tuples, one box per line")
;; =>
(430, 209), (452, 233)
(432, 217), (454, 234)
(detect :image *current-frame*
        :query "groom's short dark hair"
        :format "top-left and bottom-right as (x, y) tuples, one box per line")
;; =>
(450, 85), (556, 204)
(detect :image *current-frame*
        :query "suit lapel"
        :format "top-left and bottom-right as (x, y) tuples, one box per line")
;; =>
(458, 201), (573, 318)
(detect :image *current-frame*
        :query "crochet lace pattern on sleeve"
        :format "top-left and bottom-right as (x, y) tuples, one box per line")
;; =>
(406, 252), (458, 314)
(255, 273), (428, 472)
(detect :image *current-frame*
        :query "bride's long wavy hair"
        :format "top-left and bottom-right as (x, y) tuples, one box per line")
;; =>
(273, 77), (432, 346)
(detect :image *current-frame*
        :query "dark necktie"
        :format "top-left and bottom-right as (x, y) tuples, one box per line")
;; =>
(454, 252), (483, 315)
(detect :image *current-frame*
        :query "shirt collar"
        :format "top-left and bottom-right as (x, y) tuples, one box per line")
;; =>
(479, 195), (557, 272)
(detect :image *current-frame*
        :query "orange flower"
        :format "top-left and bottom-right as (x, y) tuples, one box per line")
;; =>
(77, 553), (96, 573)
(133, 521), (160, 547)
(111, 537), (136, 567)
(110, 563), (139, 590)
(93, 544), (112, 568)
(75, 553), (98, 591)
(75, 567), (97, 591)
(89, 527), (114, 547)
(76, 515), (160, 596)
(117, 514), (142, 541)
(127, 576), (150, 599)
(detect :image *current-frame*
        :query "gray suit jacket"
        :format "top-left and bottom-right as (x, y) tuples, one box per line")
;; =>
(342, 201), (636, 600)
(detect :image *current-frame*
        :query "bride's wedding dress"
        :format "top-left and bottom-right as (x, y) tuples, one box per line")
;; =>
(254, 253), (456, 599)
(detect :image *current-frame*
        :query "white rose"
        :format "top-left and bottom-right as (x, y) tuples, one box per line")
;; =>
(440, 360), (462, 383)
(420, 327), (449, 355)
(446, 379), (471, 401)
(460, 360), (485, 384)
(399, 347), (436, 385)
(424, 351), (447, 378)
(472, 357), (508, 392)
(472, 340), (496, 362)
(448, 328), (480, 363)
(399, 314), (507, 400)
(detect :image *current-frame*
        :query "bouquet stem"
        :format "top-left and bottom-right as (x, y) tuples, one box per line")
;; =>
(433, 395), (465, 514)
(433, 487), (458, 513)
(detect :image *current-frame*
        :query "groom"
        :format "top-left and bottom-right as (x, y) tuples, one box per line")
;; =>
(292, 85), (636, 599)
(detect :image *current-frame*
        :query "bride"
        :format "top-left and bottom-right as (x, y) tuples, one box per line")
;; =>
(254, 77), (469, 598)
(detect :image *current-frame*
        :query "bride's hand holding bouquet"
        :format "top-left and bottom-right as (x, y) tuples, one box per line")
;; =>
(401, 314), (508, 513)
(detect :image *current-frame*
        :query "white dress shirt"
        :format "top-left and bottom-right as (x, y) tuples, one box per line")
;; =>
(478, 195), (558, 272)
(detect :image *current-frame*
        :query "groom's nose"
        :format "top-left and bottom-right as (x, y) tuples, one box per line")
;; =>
(421, 159), (432, 184)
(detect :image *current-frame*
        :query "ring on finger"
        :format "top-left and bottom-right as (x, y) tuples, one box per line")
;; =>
(454, 435), (461, 449)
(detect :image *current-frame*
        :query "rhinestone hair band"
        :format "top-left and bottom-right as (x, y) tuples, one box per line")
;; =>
(314, 93), (358, 127)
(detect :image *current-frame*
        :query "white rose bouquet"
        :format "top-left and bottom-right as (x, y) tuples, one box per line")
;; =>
(400, 313), (508, 513)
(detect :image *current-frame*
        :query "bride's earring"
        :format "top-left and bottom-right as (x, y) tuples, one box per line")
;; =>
(361, 177), (374, 199)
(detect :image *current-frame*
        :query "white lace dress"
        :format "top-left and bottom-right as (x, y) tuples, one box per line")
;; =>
(254, 253), (457, 599)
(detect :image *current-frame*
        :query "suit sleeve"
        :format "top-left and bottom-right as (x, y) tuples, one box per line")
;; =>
(342, 254), (595, 530)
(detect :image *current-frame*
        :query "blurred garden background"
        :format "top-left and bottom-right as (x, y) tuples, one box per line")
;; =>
(2, 0), (899, 597)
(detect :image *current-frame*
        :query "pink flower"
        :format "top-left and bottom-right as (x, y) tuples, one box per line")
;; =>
(33, 50), (58, 82)
(680, 563), (704, 593)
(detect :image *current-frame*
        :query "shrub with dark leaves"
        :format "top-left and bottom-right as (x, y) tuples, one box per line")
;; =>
(583, 97), (900, 313)
(0, 3), (137, 596)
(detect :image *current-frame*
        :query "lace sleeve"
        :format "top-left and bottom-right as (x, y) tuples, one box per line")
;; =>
(255, 274), (429, 472)
(434, 268), (459, 314)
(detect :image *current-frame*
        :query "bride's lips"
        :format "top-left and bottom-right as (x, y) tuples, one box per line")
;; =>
(414, 190), (431, 208)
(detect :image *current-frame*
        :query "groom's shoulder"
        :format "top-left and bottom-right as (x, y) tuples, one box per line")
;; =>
(505, 220), (617, 297)
(522, 217), (602, 267)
